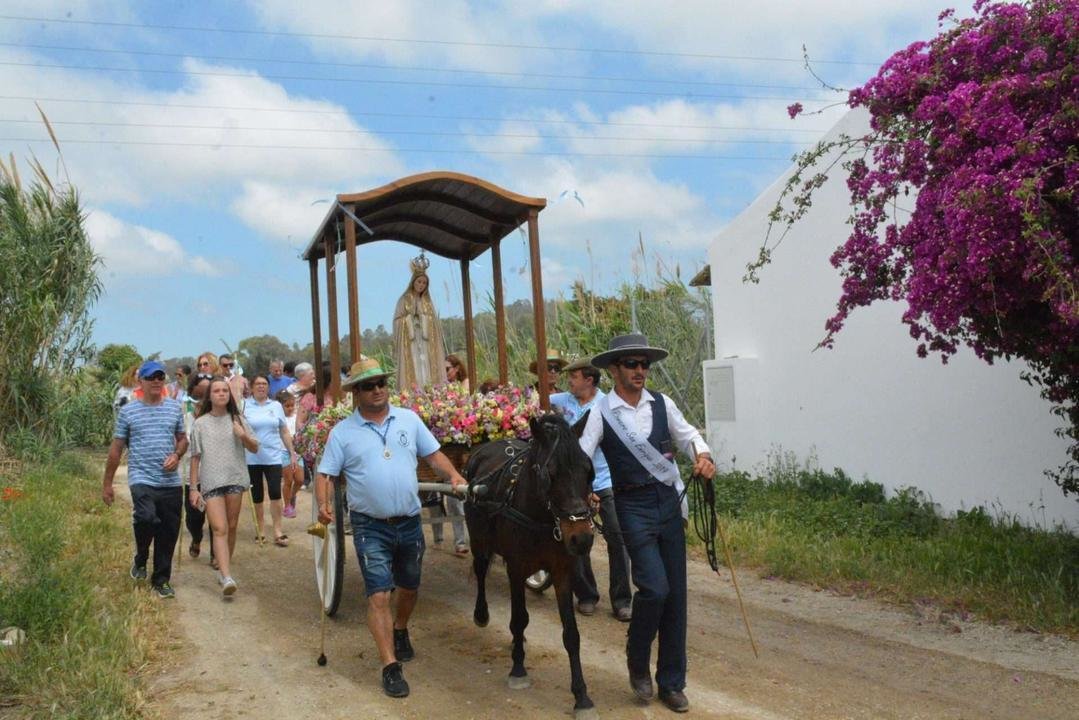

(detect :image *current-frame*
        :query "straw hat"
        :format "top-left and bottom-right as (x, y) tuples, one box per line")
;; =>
(340, 356), (393, 388)
(529, 349), (569, 374)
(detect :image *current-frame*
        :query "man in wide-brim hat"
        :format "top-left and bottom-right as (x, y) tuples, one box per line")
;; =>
(315, 356), (467, 699)
(529, 348), (568, 394)
(578, 333), (715, 713)
(550, 356), (633, 622)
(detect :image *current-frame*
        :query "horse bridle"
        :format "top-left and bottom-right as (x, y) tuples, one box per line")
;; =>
(471, 434), (592, 542)
(530, 433), (593, 542)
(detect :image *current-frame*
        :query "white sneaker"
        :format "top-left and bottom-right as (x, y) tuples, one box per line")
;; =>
(221, 575), (237, 596)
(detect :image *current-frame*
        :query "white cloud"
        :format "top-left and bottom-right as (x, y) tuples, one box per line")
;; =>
(230, 180), (338, 247)
(85, 209), (220, 279)
(245, 0), (546, 74)
(0, 51), (404, 207)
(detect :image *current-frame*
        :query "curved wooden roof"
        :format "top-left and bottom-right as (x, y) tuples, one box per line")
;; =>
(302, 171), (547, 262)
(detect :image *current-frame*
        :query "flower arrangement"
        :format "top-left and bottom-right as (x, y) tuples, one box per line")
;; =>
(293, 382), (541, 462)
(293, 403), (353, 464)
(396, 382), (540, 446)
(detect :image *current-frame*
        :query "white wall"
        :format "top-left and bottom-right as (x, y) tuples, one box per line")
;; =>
(707, 109), (1078, 530)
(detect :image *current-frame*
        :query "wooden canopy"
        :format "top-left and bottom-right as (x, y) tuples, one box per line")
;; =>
(302, 171), (547, 262)
(302, 171), (552, 408)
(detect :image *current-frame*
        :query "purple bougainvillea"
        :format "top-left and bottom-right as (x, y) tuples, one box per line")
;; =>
(760, 1), (1079, 495)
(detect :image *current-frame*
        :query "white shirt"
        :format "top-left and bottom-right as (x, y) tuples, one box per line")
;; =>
(578, 388), (709, 463)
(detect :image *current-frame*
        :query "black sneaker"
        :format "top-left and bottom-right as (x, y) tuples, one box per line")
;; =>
(130, 561), (147, 581)
(153, 582), (176, 599)
(381, 662), (410, 698)
(393, 628), (415, 662)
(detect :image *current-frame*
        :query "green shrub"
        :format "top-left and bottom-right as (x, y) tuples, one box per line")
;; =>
(711, 460), (1079, 634)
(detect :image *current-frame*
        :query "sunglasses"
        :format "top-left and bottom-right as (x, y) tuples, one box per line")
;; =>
(221, 363), (234, 369)
(617, 358), (651, 370)
(358, 378), (388, 392)
(195, 373), (213, 380)
(198, 361), (211, 367)
(143, 372), (167, 381)
(547, 363), (563, 372)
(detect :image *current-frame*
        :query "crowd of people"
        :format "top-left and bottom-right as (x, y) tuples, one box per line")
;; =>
(103, 353), (336, 599)
(101, 331), (714, 714)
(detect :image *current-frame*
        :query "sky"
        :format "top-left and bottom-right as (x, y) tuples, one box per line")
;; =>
(0, 0), (975, 360)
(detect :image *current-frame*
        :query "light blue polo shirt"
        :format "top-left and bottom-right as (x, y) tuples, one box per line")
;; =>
(318, 406), (440, 518)
(550, 390), (612, 492)
(243, 398), (287, 465)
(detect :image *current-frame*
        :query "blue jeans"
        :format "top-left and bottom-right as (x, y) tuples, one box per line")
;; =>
(615, 482), (687, 692)
(350, 512), (425, 597)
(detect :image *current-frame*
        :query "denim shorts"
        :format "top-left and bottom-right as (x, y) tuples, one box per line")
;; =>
(350, 511), (425, 596)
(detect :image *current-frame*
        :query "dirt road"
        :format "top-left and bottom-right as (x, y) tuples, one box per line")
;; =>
(147, 483), (1079, 720)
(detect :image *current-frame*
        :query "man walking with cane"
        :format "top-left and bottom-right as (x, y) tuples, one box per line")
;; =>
(578, 334), (715, 713)
(102, 359), (188, 599)
(315, 357), (466, 698)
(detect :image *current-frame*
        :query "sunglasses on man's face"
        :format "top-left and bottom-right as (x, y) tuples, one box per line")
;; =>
(617, 358), (651, 370)
(221, 363), (234, 369)
(547, 363), (563, 373)
(143, 372), (167, 381)
(358, 378), (388, 392)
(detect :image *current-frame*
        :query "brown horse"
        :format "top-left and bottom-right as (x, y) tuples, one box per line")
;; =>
(465, 413), (598, 719)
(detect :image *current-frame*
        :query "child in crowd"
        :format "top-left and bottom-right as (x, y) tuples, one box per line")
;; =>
(278, 389), (303, 519)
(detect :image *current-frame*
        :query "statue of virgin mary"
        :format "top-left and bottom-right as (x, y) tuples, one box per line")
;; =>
(392, 253), (447, 390)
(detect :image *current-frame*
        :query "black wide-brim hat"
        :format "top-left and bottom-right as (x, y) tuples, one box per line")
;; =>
(591, 333), (669, 369)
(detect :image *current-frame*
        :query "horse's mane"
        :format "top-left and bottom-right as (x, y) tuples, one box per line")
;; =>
(533, 412), (585, 469)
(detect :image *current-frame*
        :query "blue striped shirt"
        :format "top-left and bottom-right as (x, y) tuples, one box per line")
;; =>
(114, 398), (185, 487)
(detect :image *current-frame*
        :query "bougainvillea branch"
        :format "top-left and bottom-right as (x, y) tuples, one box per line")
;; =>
(753, 0), (1079, 495)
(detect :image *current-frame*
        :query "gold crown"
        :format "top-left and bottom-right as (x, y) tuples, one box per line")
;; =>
(409, 252), (430, 276)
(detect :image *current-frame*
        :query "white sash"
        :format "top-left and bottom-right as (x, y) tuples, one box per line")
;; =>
(599, 394), (687, 518)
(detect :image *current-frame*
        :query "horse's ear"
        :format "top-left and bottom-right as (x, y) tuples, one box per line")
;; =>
(529, 415), (543, 440)
(571, 409), (589, 438)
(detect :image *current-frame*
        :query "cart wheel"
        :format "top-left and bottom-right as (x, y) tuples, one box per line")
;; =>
(525, 569), (552, 593)
(312, 480), (346, 616)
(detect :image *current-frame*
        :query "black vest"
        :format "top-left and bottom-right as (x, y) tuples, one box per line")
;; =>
(599, 392), (672, 490)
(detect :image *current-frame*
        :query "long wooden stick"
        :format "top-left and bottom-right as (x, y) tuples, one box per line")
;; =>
(317, 528), (330, 665)
(176, 485), (185, 567)
(691, 449), (758, 658)
(714, 509), (759, 659)
(249, 487), (264, 545)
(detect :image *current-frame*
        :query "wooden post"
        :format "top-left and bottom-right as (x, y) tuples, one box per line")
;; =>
(526, 209), (549, 410)
(344, 208), (362, 362)
(461, 258), (476, 390)
(324, 233), (341, 401)
(491, 237), (508, 385)
(309, 256), (324, 405)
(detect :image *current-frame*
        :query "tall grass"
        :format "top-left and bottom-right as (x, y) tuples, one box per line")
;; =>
(707, 451), (1079, 635)
(0, 156), (102, 457)
(0, 454), (165, 718)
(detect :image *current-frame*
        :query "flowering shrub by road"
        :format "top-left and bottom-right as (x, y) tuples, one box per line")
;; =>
(760, 0), (1079, 494)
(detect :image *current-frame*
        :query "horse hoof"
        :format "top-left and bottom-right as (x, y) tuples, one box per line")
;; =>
(473, 612), (489, 628)
(574, 707), (599, 720)
(507, 674), (531, 690)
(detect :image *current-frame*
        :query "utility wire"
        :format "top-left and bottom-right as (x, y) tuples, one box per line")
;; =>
(0, 118), (815, 146)
(0, 95), (834, 134)
(0, 136), (794, 161)
(0, 14), (882, 67)
(0, 60), (831, 102)
(0, 41), (828, 93)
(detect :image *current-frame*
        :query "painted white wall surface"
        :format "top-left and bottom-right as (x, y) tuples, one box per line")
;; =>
(706, 108), (1078, 531)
